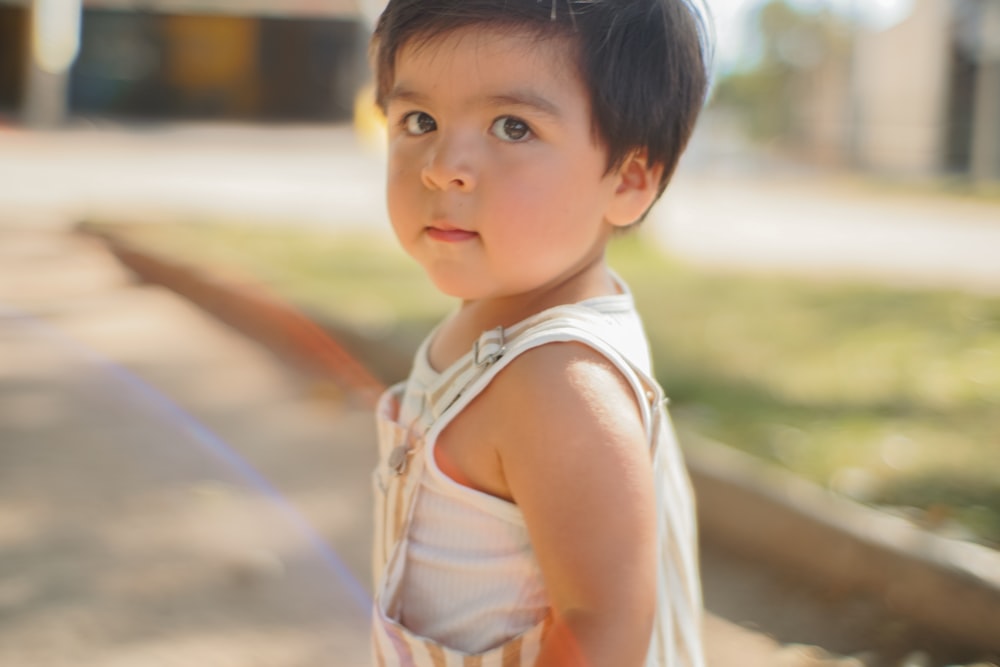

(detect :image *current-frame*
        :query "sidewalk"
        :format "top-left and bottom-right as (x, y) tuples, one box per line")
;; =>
(1, 226), (375, 666)
(0, 225), (792, 665)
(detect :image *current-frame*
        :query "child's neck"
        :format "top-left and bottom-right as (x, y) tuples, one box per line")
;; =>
(462, 261), (618, 328)
(428, 258), (619, 373)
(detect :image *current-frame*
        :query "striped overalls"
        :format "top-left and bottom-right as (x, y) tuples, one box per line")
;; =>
(372, 304), (705, 667)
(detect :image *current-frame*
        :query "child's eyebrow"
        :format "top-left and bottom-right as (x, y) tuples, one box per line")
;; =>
(484, 91), (563, 119)
(385, 85), (562, 119)
(384, 85), (427, 107)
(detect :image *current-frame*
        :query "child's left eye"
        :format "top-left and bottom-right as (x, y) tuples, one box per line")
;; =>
(490, 116), (532, 142)
(402, 111), (437, 136)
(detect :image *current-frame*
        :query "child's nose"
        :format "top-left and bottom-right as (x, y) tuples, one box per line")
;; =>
(420, 137), (477, 192)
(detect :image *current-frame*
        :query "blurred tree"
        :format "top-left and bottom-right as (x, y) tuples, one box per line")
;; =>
(711, 0), (852, 143)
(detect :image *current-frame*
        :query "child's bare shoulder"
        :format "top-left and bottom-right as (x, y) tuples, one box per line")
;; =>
(439, 340), (651, 504)
(487, 341), (646, 454)
(497, 342), (637, 414)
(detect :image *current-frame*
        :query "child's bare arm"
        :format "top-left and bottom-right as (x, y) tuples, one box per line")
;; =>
(486, 343), (659, 667)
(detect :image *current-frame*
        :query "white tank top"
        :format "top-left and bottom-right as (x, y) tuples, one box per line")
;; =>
(378, 284), (704, 664)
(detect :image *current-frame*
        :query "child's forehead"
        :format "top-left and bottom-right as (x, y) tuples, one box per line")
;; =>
(393, 24), (579, 73)
(388, 29), (590, 117)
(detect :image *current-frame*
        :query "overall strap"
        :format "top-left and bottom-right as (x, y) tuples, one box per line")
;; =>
(423, 305), (664, 448)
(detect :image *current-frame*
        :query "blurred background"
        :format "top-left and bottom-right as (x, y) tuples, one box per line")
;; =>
(1, 0), (998, 179)
(2, 1), (1000, 666)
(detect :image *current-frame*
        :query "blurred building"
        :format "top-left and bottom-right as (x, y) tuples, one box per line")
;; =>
(0, 0), (370, 122)
(795, 0), (1000, 181)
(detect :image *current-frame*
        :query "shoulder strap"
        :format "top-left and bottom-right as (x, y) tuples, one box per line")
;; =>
(423, 305), (664, 447)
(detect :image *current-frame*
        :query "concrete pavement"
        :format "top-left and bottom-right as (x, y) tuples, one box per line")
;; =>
(0, 122), (387, 231)
(1, 226), (376, 666)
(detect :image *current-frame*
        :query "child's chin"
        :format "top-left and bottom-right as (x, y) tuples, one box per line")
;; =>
(432, 281), (480, 300)
(427, 275), (490, 301)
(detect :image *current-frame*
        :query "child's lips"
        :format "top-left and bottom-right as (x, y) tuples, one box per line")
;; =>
(425, 225), (478, 243)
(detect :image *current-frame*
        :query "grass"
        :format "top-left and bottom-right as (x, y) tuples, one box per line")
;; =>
(95, 221), (1000, 546)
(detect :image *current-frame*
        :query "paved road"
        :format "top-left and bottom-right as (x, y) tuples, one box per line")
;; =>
(659, 173), (1000, 292)
(0, 122), (386, 231)
(2, 120), (999, 293)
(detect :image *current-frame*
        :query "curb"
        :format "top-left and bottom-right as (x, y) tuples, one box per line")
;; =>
(79, 224), (386, 408)
(686, 437), (1000, 654)
(82, 224), (1000, 656)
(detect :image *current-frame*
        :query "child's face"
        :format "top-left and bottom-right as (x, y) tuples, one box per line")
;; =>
(384, 26), (628, 302)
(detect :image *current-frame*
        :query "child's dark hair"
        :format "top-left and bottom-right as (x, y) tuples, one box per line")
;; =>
(371, 0), (712, 199)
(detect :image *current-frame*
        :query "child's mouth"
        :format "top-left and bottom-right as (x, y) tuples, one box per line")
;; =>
(426, 226), (478, 243)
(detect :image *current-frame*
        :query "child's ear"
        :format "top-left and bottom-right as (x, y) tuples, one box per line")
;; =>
(605, 151), (664, 228)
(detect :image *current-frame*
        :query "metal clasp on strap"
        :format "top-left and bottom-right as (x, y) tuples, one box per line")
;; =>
(473, 326), (506, 367)
(388, 444), (410, 475)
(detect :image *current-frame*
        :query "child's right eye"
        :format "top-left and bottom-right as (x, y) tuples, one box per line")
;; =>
(402, 112), (436, 136)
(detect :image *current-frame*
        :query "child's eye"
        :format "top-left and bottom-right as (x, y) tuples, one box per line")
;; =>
(490, 116), (532, 143)
(402, 111), (436, 136)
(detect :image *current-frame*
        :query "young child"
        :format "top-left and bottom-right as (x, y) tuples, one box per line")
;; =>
(369, 1), (710, 665)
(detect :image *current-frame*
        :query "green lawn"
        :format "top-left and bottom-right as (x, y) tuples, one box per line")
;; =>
(92, 221), (1000, 546)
